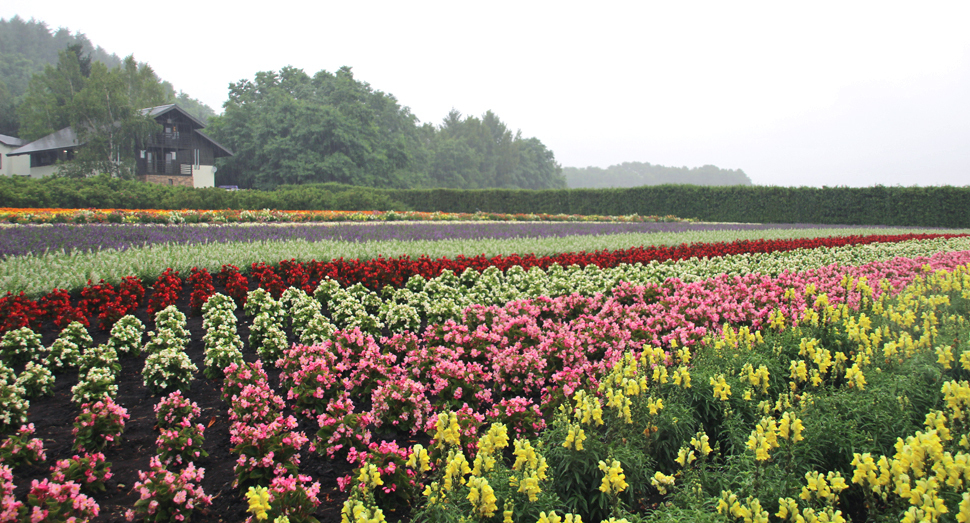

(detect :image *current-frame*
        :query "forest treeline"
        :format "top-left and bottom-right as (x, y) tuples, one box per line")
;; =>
(0, 16), (214, 137)
(564, 162), (752, 188)
(206, 66), (566, 191)
(2, 175), (969, 228)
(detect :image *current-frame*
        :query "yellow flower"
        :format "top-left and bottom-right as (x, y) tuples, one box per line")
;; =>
(597, 460), (628, 495)
(358, 463), (383, 489)
(562, 425), (586, 451)
(957, 492), (970, 523)
(407, 444), (432, 472)
(435, 412), (462, 447)
(443, 449), (471, 491)
(844, 363), (867, 390)
(245, 486), (271, 521)
(691, 431), (713, 456)
(340, 499), (387, 523)
(711, 374), (731, 401)
(675, 446), (696, 467)
(467, 475), (498, 518)
(518, 471), (542, 502)
(672, 366), (692, 388)
(650, 471), (676, 495)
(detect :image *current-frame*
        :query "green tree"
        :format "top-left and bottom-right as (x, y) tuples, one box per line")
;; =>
(207, 66), (430, 190)
(17, 45), (87, 140)
(428, 109), (565, 190)
(59, 60), (161, 178)
(17, 50), (164, 178)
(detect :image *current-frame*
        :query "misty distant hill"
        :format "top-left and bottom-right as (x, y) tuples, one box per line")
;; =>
(564, 162), (752, 188)
(0, 16), (215, 136)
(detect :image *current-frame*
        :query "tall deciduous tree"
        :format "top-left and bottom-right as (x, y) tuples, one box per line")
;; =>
(429, 110), (566, 189)
(17, 48), (165, 178)
(60, 60), (162, 178)
(207, 66), (431, 190)
(17, 45), (87, 140)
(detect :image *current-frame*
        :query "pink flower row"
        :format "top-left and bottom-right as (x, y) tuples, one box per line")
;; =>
(267, 249), (970, 463)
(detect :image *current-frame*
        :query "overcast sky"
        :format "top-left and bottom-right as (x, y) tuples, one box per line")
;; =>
(3, 1), (969, 187)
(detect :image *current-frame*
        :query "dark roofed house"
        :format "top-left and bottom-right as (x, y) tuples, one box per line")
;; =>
(6, 104), (232, 187)
(136, 104), (233, 187)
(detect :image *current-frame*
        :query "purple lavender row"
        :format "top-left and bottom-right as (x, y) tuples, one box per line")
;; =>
(0, 222), (867, 259)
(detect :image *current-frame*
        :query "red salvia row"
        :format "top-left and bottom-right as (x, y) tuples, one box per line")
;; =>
(294, 232), (970, 292)
(217, 264), (250, 307)
(95, 277), (144, 331)
(189, 267), (216, 316)
(39, 289), (88, 330)
(146, 268), (182, 318)
(250, 262), (287, 300)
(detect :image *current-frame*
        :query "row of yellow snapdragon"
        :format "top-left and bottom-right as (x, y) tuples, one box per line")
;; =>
(332, 265), (970, 523)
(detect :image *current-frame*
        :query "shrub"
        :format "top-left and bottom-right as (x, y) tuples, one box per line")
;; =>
(0, 326), (43, 365)
(130, 457), (212, 523)
(142, 347), (198, 395)
(15, 361), (55, 398)
(72, 395), (129, 453)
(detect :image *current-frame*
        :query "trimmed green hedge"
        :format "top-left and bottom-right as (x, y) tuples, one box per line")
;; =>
(2, 176), (968, 227)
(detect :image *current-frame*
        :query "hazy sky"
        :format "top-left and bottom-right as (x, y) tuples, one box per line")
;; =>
(3, 1), (969, 187)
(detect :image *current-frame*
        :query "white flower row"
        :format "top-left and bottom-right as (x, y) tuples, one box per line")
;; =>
(2, 226), (960, 296)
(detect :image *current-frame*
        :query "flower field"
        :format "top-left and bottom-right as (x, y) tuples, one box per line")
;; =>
(1, 218), (970, 522)
(0, 208), (686, 226)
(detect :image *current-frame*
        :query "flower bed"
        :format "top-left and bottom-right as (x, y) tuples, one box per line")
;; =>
(0, 230), (969, 522)
(0, 222), (875, 259)
(0, 208), (687, 225)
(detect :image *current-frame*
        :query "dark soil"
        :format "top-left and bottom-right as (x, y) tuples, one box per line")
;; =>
(9, 281), (355, 522)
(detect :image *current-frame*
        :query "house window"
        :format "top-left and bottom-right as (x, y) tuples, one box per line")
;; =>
(31, 151), (56, 167)
(194, 149), (200, 167)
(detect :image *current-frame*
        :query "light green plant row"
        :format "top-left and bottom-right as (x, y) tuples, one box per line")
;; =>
(324, 236), (970, 336)
(0, 227), (964, 296)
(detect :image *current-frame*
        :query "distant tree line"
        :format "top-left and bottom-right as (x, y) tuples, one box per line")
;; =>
(564, 162), (752, 188)
(3, 176), (969, 228)
(205, 66), (566, 191)
(0, 16), (214, 137)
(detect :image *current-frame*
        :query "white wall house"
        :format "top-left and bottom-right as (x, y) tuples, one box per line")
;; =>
(0, 134), (30, 177)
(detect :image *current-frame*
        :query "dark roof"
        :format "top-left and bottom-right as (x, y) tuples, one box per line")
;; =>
(8, 104), (232, 158)
(196, 130), (233, 157)
(0, 134), (26, 147)
(8, 127), (81, 156)
(141, 104), (207, 129)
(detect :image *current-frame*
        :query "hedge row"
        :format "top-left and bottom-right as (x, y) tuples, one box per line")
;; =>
(0, 177), (409, 212)
(388, 185), (970, 228)
(2, 175), (969, 227)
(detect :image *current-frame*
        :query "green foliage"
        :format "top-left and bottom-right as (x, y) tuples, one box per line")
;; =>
(3, 175), (970, 227)
(428, 109), (567, 190)
(207, 66), (432, 190)
(206, 66), (565, 191)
